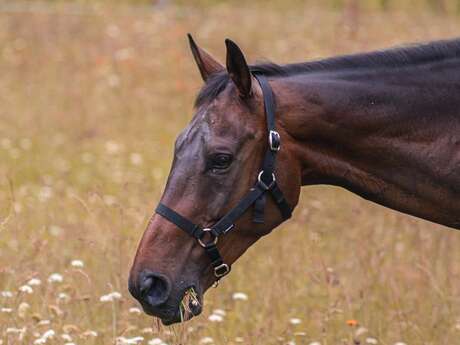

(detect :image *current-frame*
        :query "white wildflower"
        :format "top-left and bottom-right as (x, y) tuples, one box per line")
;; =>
(148, 339), (164, 345)
(81, 330), (98, 337)
(1, 291), (13, 298)
(100, 291), (122, 302)
(394, 343), (407, 345)
(289, 318), (302, 325)
(355, 327), (368, 337)
(129, 307), (142, 315)
(208, 314), (223, 322)
(6, 327), (24, 334)
(308, 342), (321, 345)
(70, 260), (84, 268)
(41, 329), (55, 340)
(27, 278), (41, 286)
(58, 292), (70, 302)
(110, 291), (121, 299)
(200, 337), (214, 344)
(212, 308), (226, 316)
(366, 338), (378, 344)
(100, 295), (111, 302)
(117, 336), (144, 345)
(61, 334), (72, 342)
(1, 308), (13, 313)
(19, 285), (33, 294)
(37, 320), (50, 326)
(294, 332), (307, 336)
(48, 273), (64, 283)
(234, 337), (244, 343)
(232, 292), (248, 301)
(6, 327), (26, 340)
(48, 273), (63, 283)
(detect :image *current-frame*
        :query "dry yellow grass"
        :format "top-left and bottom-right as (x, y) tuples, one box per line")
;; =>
(1, 2), (460, 345)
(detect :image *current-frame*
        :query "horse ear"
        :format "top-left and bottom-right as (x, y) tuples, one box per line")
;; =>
(188, 34), (224, 81)
(225, 38), (252, 98)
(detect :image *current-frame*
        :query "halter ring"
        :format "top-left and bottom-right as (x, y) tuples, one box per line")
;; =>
(197, 228), (218, 247)
(257, 171), (276, 191)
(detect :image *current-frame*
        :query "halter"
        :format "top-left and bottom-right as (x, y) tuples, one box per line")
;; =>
(155, 74), (292, 282)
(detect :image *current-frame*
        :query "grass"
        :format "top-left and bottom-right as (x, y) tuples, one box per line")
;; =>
(0, 1), (460, 344)
(180, 288), (200, 323)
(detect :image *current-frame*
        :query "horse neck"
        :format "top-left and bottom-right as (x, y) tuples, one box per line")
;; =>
(273, 61), (460, 229)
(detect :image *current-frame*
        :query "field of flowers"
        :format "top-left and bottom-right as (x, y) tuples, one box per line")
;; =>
(1, 1), (460, 345)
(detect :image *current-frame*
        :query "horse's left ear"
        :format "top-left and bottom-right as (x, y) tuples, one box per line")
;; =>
(225, 39), (252, 98)
(188, 34), (224, 82)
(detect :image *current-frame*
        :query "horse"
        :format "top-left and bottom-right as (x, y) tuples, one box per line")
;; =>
(129, 34), (460, 324)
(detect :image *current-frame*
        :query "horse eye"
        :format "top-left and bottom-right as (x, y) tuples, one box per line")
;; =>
(210, 153), (233, 171)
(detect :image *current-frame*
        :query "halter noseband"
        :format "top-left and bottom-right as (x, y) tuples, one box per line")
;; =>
(155, 74), (292, 282)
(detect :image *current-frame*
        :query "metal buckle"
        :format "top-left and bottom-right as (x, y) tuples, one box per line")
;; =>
(257, 171), (276, 191)
(269, 130), (281, 151)
(197, 228), (218, 248)
(214, 263), (230, 278)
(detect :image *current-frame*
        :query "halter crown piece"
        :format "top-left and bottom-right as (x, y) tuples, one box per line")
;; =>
(155, 74), (292, 283)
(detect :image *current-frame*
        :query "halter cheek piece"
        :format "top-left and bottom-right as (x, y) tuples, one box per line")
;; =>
(155, 74), (292, 282)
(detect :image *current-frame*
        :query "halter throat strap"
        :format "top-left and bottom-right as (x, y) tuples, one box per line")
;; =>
(155, 74), (292, 282)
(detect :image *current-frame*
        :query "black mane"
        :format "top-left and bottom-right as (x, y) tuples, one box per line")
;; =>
(195, 38), (460, 107)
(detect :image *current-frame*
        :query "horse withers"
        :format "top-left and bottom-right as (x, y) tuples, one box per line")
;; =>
(129, 35), (460, 324)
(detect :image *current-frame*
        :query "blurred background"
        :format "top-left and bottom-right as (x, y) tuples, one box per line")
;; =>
(1, 1), (460, 344)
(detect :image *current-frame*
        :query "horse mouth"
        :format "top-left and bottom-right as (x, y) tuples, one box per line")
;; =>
(160, 286), (203, 325)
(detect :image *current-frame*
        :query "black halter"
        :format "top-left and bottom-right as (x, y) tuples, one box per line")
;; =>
(155, 74), (292, 282)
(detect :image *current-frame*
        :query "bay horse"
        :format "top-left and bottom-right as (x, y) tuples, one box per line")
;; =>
(129, 35), (460, 324)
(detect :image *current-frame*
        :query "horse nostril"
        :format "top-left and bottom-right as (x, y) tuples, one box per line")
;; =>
(140, 277), (153, 295)
(138, 271), (171, 307)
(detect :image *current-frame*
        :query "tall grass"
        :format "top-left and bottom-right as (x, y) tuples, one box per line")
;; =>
(0, 2), (459, 345)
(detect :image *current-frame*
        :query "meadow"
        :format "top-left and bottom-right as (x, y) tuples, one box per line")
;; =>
(1, 1), (460, 344)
